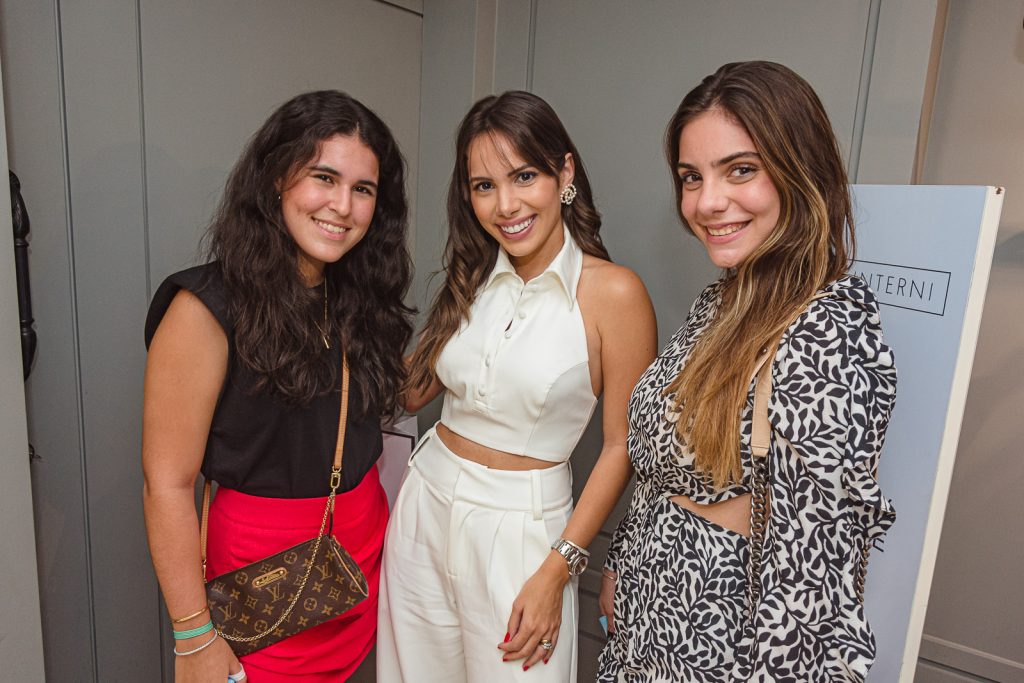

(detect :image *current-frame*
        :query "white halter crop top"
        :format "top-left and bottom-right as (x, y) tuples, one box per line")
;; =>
(436, 226), (598, 463)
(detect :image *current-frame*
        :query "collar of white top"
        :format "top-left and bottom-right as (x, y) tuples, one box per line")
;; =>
(482, 224), (583, 309)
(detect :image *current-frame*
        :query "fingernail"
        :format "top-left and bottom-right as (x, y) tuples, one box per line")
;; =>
(502, 657), (509, 662)
(523, 664), (530, 672)
(503, 632), (510, 643)
(544, 658), (549, 665)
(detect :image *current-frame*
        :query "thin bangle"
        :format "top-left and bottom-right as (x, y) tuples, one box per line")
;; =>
(602, 568), (618, 582)
(171, 605), (209, 624)
(173, 631), (218, 656)
(173, 620), (215, 640)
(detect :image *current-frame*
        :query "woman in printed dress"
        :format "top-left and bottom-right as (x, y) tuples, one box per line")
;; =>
(598, 61), (897, 682)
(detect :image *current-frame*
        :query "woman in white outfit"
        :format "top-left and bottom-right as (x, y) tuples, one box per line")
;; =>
(377, 91), (657, 682)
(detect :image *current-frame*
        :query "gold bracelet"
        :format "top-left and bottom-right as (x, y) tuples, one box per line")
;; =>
(602, 568), (618, 582)
(171, 605), (209, 624)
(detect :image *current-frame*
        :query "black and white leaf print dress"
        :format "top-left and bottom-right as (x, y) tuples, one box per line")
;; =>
(598, 275), (897, 683)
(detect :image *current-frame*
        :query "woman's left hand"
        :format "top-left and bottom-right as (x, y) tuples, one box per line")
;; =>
(498, 552), (569, 670)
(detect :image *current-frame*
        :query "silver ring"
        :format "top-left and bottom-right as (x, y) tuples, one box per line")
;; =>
(539, 639), (554, 651)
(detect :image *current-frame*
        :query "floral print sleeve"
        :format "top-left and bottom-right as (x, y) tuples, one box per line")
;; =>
(598, 276), (896, 683)
(747, 276), (897, 681)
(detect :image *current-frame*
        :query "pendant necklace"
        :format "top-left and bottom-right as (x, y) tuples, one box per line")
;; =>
(313, 278), (330, 349)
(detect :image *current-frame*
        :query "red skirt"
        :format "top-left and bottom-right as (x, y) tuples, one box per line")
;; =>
(206, 466), (388, 682)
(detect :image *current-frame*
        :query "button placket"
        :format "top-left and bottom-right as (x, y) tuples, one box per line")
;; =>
(479, 282), (521, 406)
(504, 283), (526, 339)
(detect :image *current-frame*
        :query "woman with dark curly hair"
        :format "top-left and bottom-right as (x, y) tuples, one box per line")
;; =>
(143, 90), (413, 682)
(597, 61), (897, 682)
(378, 91), (657, 682)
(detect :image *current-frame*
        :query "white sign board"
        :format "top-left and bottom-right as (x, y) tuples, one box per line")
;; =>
(851, 185), (1003, 681)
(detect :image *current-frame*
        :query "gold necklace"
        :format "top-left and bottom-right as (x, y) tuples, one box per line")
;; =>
(313, 278), (330, 349)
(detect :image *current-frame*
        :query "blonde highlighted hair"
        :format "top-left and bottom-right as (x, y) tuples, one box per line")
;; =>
(665, 61), (855, 487)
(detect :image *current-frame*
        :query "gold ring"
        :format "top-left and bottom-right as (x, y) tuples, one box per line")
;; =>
(539, 639), (554, 651)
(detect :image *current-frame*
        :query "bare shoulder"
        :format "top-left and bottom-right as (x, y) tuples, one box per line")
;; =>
(149, 289), (227, 359)
(580, 255), (652, 309)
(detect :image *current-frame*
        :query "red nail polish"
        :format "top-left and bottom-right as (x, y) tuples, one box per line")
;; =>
(544, 658), (549, 665)
(502, 657), (509, 662)
(523, 664), (530, 671)
(503, 632), (510, 643)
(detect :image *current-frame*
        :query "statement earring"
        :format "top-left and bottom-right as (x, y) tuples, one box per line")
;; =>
(560, 183), (577, 205)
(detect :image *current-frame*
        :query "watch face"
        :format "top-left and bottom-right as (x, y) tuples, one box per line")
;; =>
(554, 540), (590, 575)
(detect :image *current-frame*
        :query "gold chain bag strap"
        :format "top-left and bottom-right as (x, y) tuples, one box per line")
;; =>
(200, 354), (369, 656)
(745, 294), (871, 621)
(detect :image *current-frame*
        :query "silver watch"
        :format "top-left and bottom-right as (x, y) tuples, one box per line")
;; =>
(551, 539), (590, 575)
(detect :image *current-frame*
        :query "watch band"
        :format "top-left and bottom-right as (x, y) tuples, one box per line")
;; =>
(552, 538), (590, 557)
(552, 538), (590, 575)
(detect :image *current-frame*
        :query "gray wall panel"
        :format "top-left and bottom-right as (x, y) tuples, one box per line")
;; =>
(920, 0), (1024, 677)
(58, 0), (158, 676)
(915, 659), (993, 683)
(410, 0), (481, 434)
(530, 0), (872, 341)
(0, 0), (97, 679)
(0, 52), (46, 682)
(856, 0), (940, 183)
(139, 0), (423, 290)
(493, 0), (533, 93)
(413, 0), (477, 318)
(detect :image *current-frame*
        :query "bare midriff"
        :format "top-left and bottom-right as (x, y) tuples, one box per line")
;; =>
(668, 493), (752, 538)
(436, 422), (559, 471)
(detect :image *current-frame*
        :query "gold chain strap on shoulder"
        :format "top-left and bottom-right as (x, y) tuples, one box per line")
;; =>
(745, 294), (874, 620)
(746, 443), (770, 620)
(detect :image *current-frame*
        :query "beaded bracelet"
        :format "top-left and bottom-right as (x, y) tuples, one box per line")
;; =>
(172, 619), (215, 640)
(173, 630), (218, 656)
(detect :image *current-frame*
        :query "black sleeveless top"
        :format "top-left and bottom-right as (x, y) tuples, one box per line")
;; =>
(144, 263), (382, 498)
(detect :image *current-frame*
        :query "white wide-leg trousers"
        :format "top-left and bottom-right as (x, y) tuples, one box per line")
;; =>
(377, 426), (578, 683)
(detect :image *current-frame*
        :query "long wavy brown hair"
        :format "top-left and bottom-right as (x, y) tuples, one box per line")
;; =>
(665, 61), (855, 487)
(406, 91), (609, 394)
(205, 90), (413, 416)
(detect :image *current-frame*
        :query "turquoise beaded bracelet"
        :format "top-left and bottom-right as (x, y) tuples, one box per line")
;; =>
(172, 619), (215, 640)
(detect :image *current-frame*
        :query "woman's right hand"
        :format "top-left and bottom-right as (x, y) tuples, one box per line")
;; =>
(173, 634), (242, 683)
(598, 571), (616, 636)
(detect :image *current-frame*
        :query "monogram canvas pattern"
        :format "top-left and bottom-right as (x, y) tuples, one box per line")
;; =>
(207, 535), (368, 656)
(599, 276), (897, 682)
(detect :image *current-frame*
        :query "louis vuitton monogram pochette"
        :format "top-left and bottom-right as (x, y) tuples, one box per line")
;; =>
(200, 355), (368, 656)
(204, 527), (368, 656)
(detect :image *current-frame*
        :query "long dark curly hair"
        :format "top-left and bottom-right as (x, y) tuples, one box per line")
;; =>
(406, 90), (608, 393)
(205, 90), (413, 416)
